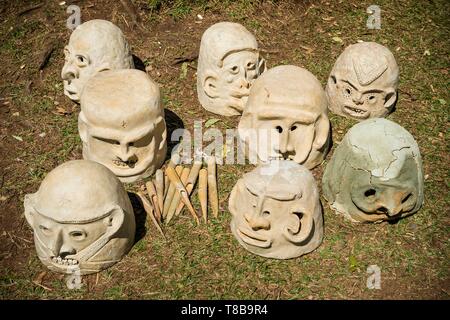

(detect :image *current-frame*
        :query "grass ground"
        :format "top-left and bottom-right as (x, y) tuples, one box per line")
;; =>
(0, 0), (448, 299)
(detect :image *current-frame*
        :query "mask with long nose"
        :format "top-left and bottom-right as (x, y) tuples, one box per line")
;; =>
(229, 161), (323, 259)
(322, 118), (424, 223)
(79, 69), (167, 183)
(325, 42), (399, 120)
(238, 65), (331, 169)
(61, 19), (134, 103)
(197, 22), (266, 116)
(24, 160), (135, 275)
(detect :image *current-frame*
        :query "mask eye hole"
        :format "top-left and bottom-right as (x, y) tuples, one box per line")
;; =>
(76, 55), (88, 67)
(246, 62), (256, 70)
(69, 231), (86, 240)
(275, 126), (283, 133)
(230, 66), (239, 74)
(402, 193), (413, 204)
(293, 212), (303, 220)
(367, 95), (377, 104)
(262, 210), (270, 217)
(343, 86), (352, 98)
(290, 125), (297, 131)
(364, 189), (376, 197)
(94, 136), (120, 145)
(39, 225), (51, 234)
(331, 75), (337, 84)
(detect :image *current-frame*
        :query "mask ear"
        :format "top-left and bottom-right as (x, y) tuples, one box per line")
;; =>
(103, 206), (125, 239)
(384, 89), (397, 110)
(203, 73), (219, 99)
(94, 62), (111, 74)
(228, 181), (244, 217)
(78, 112), (89, 143)
(258, 57), (267, 74)
(23, 194), (36, 228)
(313, 114), (331, 151)
(154, 116), (167, 151)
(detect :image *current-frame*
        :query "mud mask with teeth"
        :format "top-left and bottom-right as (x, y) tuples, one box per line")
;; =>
(79, 69), (167, 183)
(24, 160), (135, 275)
(229, 160), (323, 259)
(197, 22), (266, 116)
(61, 19), (134, 103)
(238, 65), (331, 169)
(325, 42), (399, 120)
(322, 118), (424, 223)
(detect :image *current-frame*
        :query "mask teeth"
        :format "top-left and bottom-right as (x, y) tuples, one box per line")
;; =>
(113, 159), (137, 168)
(51, 256), (79, 265)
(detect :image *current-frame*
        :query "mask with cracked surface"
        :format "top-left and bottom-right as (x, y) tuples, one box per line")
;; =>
(322, 118), (424, 223)
(61, 19), (134, 102)
(238, 65), (331, 169)
(79, 69), (167, 183)
(325, 42), (399, 120)
(24, 160), (136, 275)
(229, 160), (323, 259)
(197, 22), (266, 116)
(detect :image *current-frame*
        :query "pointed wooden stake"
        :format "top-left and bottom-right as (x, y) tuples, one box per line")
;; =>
(136, 192), (165, 239)
(155, 169), (164, 213)
(174, 161), (202, 216)
(207, 156), (219, 218)
(166, 167), (190, 224)
(145, 180), (161, 223)
(166, 166), (200, 225)
(163, 165), (182, 219)
(198, 168), (208, 223)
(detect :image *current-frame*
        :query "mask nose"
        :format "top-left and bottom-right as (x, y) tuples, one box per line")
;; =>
(61, 63), (79, 82)
(48, 231), (63, 257)
(59, 244), (76, 258)
(117, 143), (135, 162)
(273, 126), (294, 154)
(376, 190), (411, 217)
(240, 78), (250, 89)
(244, 211), (270, 231)
(352, 92), (364, 105)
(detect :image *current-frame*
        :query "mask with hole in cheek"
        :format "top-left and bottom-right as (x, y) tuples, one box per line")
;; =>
(61, 19), (134, 103)
(23, 160), (135, 275)
(325, 42), (399, 120)
(79, 69), (167, 183)
(238, 65), (331, 169)
(229, 161), (323, 259)
(322, 118), (424, 223)
(197, 22), (266, 116)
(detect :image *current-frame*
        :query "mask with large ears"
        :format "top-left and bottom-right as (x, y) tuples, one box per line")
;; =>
(238, 65), (331, 169)
(79, 69), (167, 183)
(197, 22), (266, 116)
(61, 19), (134, 103)
(325, 42), (399, 120)
(23, 160), (135, 275)
(322, 118), (424, 223)
(229, 161), (323, 259)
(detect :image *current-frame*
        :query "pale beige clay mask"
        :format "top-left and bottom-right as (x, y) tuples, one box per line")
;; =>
(238, 65), (331, 169)
(62, 19), (134, 102)
(79, 69), (167, 183)
(229, 161), (323, 259)
(322, 118), (424, 223)
(197, 22), (266, 116)
(24, 160), (136, 275)
(326, 42), (399, 120)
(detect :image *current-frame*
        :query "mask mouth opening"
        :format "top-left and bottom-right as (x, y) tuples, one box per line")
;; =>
(113, 158), (138, 168)
(343, 105), (369, 119)
(51, 256), (79, 266)
(237, 227), (271, 248)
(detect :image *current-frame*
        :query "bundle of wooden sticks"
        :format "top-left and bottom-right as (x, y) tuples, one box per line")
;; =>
(137, 156), (219, 237)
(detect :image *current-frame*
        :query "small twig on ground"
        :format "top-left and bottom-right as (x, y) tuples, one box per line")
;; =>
(18, 3), (44, 16)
